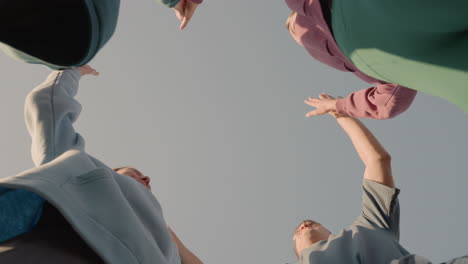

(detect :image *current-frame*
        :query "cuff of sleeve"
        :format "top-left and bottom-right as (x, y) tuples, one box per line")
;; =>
(363, 179), (400, 198)
(336, 98), (347, 115)
(65, 68), (82, 81)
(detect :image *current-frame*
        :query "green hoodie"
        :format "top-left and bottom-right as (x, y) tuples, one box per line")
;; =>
(0, 0), (194, 69)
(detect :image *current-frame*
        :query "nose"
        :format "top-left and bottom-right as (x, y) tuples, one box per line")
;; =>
(142, 176), (151, 184)
(301, 221), (315, 230)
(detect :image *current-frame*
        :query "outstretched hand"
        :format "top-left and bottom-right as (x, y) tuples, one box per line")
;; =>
(304, 93), (340, 117)
(173, 0), (200, 30)
(78, 65), (99, 77)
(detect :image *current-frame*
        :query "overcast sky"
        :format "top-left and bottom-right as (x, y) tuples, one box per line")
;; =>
(1, 1), (468, 263)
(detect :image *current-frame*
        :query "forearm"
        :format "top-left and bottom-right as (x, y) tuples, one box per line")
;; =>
(178, 245), (204, 264)
(169, 228), (203, 264)
(336, 117), (389, 166)
(336, 116), (394, 187)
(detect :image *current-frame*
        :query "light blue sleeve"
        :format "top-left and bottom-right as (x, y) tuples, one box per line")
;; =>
(0, 69), (85, 243)
(24, 69), (86, 167)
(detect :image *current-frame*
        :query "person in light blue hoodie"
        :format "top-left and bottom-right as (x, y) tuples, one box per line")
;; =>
(0, 0), (202, 69)
(0, 66), (202, 264)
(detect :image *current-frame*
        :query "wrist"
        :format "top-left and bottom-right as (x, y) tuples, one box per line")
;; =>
(327, 99), (337, 112)
(65, 68), (83, 81)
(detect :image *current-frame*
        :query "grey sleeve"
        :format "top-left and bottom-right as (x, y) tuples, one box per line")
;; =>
(24, 69), (86, 167)
(354, 179), (401, 239)
(390, 255), (433, 264)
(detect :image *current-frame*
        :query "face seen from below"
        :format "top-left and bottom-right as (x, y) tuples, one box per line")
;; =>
(293, 220), (332, 258)
(116, 167), (151, 190)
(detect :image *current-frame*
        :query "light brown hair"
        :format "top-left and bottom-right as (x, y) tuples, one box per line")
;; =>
(286, 11), (297, 33)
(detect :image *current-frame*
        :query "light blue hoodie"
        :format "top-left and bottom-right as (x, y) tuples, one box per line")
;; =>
(0, 69), (181, 264)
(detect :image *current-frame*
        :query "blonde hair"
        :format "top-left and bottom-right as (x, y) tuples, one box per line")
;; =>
(286, 11), (297, 33)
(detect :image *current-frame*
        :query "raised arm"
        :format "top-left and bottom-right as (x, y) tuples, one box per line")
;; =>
(306, 94), (394, 187)
(307, 95), (400, 235)
(335, 112), (394, 187)
(168, 227), (204, 264)
(305, 84), (417, 119)
(24, 66), (98, 167)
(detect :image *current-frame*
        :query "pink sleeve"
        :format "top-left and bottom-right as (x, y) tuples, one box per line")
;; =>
(336, 84), (417, 119)
(285, 0), (314, 16)
(189, 0), (203, 3)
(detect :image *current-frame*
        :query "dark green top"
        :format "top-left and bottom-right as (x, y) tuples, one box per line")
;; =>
(0, 0), (180, 69)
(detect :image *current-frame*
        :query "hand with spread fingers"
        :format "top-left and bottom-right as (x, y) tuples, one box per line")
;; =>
(77, 65), (99, 77)
(304, 93), (342, 118)
(173, 0), (201, 30)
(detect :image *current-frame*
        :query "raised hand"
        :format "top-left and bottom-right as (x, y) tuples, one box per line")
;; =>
(77, 65), (99, 77)
(173, 0), (200, 30)
(304, 93), (339, 117)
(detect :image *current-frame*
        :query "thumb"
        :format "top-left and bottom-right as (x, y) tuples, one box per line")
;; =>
(180, 2), (198, 29)
(305, 110), (319, 117)
(174, 8), (184, 21)
(180, 17), (188, 30)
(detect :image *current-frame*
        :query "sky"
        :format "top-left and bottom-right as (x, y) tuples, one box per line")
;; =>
(1, 1), (468, 263)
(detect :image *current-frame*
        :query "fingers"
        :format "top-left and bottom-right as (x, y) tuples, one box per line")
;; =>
(180, 19), (188, 30)
(318, 93), (335, 100)
(86, 65), (99, 76)
(173, 0), (185, 21)
(180, 1), (199, 30)
(174, 9), (184, 21)
(304, 98), (322, 117)
(305, 94), (336, 117)
(304, 98), (318, 107)
(78, 65), (99, 76)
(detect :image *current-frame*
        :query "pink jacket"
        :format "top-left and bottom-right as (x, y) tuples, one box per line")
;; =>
(286, 0), (417, 119)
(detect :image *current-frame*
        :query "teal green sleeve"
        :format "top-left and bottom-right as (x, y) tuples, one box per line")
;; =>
(160, 0), (180, 8)
(0, 187), (44, 242)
